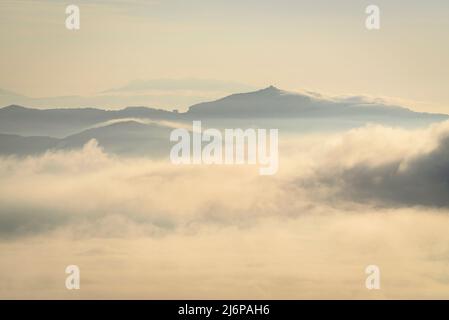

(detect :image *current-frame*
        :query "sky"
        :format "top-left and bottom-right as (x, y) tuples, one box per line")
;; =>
(0, 0), (448, 112)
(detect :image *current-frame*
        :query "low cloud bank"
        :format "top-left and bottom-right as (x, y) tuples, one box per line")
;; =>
(1, 122), (449, 298)
(2, 121), (449, 238)
(301, 121), (449, 207)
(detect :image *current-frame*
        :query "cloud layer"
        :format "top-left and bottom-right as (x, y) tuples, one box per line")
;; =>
(301, 121), (449, 207)
(1, 122), (449, 298)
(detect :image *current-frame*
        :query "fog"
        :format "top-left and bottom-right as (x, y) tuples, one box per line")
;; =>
(1, 122), (449, 298)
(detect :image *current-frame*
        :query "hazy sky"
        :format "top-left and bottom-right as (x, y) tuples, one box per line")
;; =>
(1, 0), (448, 112)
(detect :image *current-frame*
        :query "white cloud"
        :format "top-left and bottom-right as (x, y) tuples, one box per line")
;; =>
(1, 122), (449, 298)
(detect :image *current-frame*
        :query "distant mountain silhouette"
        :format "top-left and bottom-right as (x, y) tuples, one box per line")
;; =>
(0, 105), (177, 137)
(186, 86), (448, 120)
(0, 86), (448, 156)
(2, 86), (447, 135)
(0, 121), (173, 156)
(0, 133), (58, 156)
(61, 120), (173, 156)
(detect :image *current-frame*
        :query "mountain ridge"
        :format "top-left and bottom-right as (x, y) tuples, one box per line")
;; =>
(2, 86), (448, 118)
(1, 86), (448, 139)
(0, 120), (173, 156)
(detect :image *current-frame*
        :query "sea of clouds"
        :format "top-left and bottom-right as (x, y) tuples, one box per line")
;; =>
(1, 121), (449, 298)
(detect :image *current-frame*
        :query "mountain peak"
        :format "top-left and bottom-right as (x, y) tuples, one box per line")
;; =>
(259, 85), (282, 93)
(1, 104), (30, 111)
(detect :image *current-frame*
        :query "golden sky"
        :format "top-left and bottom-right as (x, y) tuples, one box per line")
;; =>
(1, 0), (448, 112)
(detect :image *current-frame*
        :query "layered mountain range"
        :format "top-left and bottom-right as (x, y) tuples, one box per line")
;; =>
(0, 86), (447, 156)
